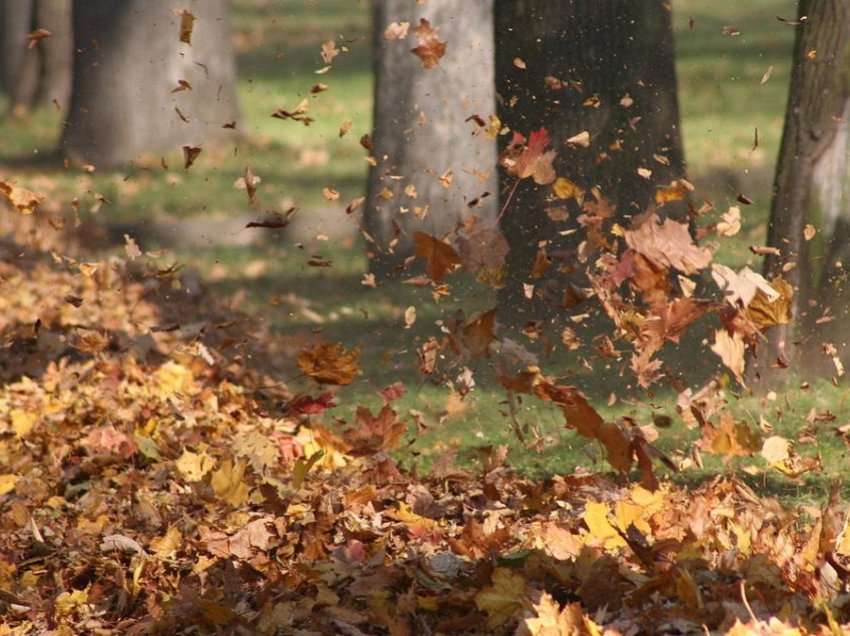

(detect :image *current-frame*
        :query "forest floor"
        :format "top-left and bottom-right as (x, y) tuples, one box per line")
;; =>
(1, 0), (850, 633)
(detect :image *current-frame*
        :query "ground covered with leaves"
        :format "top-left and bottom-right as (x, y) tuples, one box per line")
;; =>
(0, 206), (847, 635)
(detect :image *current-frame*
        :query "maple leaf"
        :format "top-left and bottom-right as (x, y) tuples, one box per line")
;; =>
(343, 404), (406, 454)
(411, 18), (447, 68)
(446, 308), (497, 359)
(475, 568), (529, 629)
(518, 595), (600, 636)
(457, 224), (509, 272)
(378, 381), (406, 402)
(413, 231), (461, 282)
(298, 342), (360, 385)
(744, 276), (792, 331)
(87, 425), (138, 459)
(502, 128), (557, 185)
(698, 411), (759, 457)
(624, 211), (712, 274)
(287, 391), (336, 417)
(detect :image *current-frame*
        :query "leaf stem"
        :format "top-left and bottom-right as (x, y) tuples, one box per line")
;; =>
(497, 177), (521, 223)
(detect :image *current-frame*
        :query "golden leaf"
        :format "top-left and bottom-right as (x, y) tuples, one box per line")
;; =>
(0, 181), (43, 214)
(552, 177), (584, 202)
(745, 276), (792, 331)
(210, 458), (251, 506)
(151, 525), (181, 559)
(297, 342), (360, 385)
(175, 449), (216, 482)
(475, 568), (528, 629)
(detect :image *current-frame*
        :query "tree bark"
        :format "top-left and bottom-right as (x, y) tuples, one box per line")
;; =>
(2, 0), (72, 115)
(62, 0), (239, 169)
(494, 1), (687, 325)
(364, 0), (497, 276)
(758, 0), (850, 381)
(1, 0), (32, 92)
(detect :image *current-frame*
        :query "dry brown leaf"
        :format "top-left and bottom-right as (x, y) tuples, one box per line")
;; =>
(411, 19), (447, 68)
(413, 231), (461, 282)
(298, 342), (361, 385)
(624, 211), (712, 274)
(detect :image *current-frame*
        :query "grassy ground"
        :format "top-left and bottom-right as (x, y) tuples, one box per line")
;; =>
(3, 0), (844, 502)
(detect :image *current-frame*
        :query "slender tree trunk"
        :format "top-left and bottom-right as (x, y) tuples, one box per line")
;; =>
(494, 1), (687, 325)
(757, 0), (850, 381)
(62, 0), (239, 169)
(364, 0), (497, 276)
(2, 0), (72, 116)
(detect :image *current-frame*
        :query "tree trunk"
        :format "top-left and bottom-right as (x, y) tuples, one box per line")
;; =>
(62, 0), (239, 169)
(2, 0), (72, 116)
(1, 0), (32, 92)
(364, 0), (497, 276)
(493, 1), (687, 325)
(757, 0), (850, 381)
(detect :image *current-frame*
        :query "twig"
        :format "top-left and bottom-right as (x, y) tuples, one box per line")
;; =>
(497, 177), (521, 223)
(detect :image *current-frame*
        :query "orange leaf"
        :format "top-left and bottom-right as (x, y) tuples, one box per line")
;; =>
(0, 181), (43, 214)
(413, 231), (461, 282)
(298, 342), (360, 385)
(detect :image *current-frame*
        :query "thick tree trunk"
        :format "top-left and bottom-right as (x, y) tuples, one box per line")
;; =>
(758, 0), (850, 381)
(62, 0), (239, 169)
(2, 0), (72, 115)
(364, 0), (497, 276)
(1, 0), (32, 92)
(494, 1), (687, 325)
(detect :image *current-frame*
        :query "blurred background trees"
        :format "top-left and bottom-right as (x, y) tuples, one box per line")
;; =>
(62, 0), (239, 168)
(1, 0), (72, 116)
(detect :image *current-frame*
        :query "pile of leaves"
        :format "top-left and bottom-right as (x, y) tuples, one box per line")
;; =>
(0, 195), (847, 634)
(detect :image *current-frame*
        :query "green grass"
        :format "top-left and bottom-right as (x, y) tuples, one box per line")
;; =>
(3, 0), (844, 504)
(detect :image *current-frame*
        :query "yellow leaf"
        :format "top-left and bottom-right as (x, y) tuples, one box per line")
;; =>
(55, 587), (89, 615)
(711, 329), (745, 381)
(175, 449), (215, 482)
(521, 594), (602, 636)
(210, 458), (251, 506)
(151, 525), (181, 559)
(552, 177), (584, 202)
(745, 276), (793, 331)
(155, 361), (195, 397)
(582, 501), (626, 549)
(296, 426), (350, 469)
(11, 410), (38, 437)
(0, 474), (19, 496)
(0, 180), (43, 214)
(474, 567), (528, 629)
